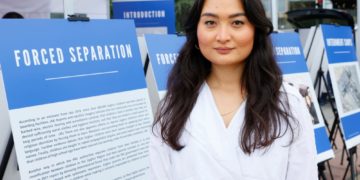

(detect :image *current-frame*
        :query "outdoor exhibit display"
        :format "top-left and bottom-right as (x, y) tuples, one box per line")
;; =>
(0, 19), (153, 180)
(271, 32), (334, 162)
(144, 34), (185, 103)
(316, 24), (360, 149)
(112, 0), (176, 35)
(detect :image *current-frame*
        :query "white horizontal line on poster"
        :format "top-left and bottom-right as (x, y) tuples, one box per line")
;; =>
(334, 51), (350, 54)
(45, 71), (119, 81)
(278, 61), (296, 64)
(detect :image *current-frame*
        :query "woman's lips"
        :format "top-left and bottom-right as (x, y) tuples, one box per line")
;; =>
(214, 47), (234, 54)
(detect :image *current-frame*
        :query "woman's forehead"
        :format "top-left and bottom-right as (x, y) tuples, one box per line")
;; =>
(201, 0), (245, 14)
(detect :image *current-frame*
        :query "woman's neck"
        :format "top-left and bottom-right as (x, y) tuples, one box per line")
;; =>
(206, 64), (244, 91)
(206, 64), (245, 128)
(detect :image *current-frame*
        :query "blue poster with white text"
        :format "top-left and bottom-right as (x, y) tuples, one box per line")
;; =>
(272, 32), (334, 162)
(113, 0), (176, 34)
(145, 34), (185, 94)
(0, 19), (153, 180)
(321, 24), (360, 149)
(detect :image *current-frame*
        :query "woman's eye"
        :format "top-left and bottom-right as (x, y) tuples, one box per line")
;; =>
(232, 20), (244, 26)
(204, 20), (216, 27)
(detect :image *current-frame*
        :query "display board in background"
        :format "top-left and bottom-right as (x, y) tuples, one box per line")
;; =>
(0, 19), (152, 180)
(302, 26), (328, 95)
(271, 32), (334, 163)
(113, 0), (176, 35)
(317, 24), (360, 149)
(144, 34), (185, 114)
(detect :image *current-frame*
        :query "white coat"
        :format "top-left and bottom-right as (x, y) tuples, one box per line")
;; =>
(150, 83), (318, 180)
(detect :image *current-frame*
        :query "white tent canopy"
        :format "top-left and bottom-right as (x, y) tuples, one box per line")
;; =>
(0, 0), (50, 18)
(0, 0), (109, 19)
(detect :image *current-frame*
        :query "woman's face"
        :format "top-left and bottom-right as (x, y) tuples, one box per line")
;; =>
(197, 0), (255, 67)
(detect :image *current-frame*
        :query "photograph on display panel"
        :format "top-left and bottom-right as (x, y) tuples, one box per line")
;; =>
(333, 64), (360, 114)
(284, 75), (321, 125)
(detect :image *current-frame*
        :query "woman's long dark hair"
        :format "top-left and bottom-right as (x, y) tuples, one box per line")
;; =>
(154, 0), (295, 154)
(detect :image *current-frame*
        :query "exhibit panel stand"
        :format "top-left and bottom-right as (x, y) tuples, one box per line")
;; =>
(0, 68), (15, 179)
(312, 44), (343, 180)
(0, 18), (153, 180)
(308, 24), (360, 180)
(304, 25), (330, 98)
(2, 148), (19, 180)
(0, 134), (14, 179)
(143, 34), (185, 112)
(271, 32), (335, 179)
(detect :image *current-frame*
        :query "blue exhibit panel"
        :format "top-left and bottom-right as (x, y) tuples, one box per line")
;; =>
(314, 127), (332, 154)
(145, 34), (185, 91)
(272, 32), (332, 157)
(0, 19), (146, 109)
(113, 0), (176, 34)
(321, 24), (357, 64)
(271, 33), (308, 74)
(341, 112), (360, 140)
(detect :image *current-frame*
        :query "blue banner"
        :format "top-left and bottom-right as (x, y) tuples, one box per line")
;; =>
(315, 128), (332, 154)
(321, 24), (357, 64)
(321, 24), (360, 148)
(0, 19), (146, 109)
(341, 112), (360, 140)
(271, 33), (308, 74)
(272, 32), (333, 159)
(113, 0), (176, 34)
(145, 34), (185, 91)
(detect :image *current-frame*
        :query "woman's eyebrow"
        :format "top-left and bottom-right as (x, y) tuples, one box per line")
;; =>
(200, 12), (245, 18)
(200, 12), (218, 18)
(229, 12), (245, 18)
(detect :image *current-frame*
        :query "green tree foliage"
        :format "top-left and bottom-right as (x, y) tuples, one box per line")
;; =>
(110, 0), (113, 18)
(175, 0), (194, 33)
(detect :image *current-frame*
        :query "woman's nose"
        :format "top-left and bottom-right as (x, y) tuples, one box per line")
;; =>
(216, 25), (231, 43)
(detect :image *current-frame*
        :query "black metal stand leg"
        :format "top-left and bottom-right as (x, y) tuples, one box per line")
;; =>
(326, 160), (334, 180)
(333, 127), (339, 148)
(343, 163), (350, 180)
(341, 144), (350, 166)
(342, 147), (357, 180)
(329, 117), (339, 148)
(349, 147), (357, 180)
(0, 133), (14, 179)
(342, 146), (346, 165)
(319, 108), (332, 138)
(318, 162), (327, 180)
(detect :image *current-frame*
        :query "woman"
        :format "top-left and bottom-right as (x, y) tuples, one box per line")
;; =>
(150, 0), (317, 179)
